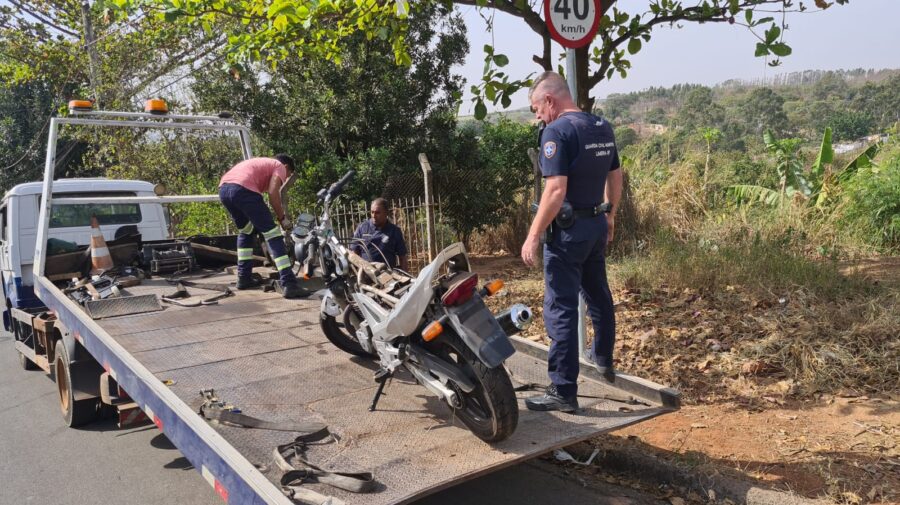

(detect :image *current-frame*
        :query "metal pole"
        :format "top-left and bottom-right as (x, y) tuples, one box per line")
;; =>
(565, 48), (590, 360)
(565, 49), (577, 102)
(34, 119), (60, 277)
(418, 153), (436, 262)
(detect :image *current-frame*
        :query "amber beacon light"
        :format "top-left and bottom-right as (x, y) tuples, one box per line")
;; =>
(144, 98), (169, 114)
(67, 99), (93, 112)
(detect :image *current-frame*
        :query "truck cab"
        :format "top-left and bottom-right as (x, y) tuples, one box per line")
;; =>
(0, 178), (168, 331)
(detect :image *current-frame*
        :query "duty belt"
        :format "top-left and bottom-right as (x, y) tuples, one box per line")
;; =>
(572, 202), (612, 218)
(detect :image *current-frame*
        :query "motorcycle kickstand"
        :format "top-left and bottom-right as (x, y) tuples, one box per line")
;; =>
(369, 368), (393, 412)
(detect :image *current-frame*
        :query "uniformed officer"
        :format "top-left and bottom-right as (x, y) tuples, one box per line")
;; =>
(351, 198), (409, 272)
(521, 72), (623, 413)
(218, 154), (307, 299)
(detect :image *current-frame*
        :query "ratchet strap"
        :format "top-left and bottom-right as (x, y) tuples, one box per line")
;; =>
(199, 389), (328, 433)
(275, 435), (376, 495)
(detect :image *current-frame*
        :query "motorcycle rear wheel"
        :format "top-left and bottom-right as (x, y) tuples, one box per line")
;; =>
(320, 313), (374, 357)
(438, 333), (518, 443)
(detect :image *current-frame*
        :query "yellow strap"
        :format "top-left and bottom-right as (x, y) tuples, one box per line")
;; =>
(262, 226), (282, 241)
(238, 222), (254, 234)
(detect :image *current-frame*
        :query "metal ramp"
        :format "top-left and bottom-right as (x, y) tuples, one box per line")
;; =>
(96, 273), (678, 505)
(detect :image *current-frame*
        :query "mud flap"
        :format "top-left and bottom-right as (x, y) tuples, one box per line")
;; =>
(445, 295), (515, 368)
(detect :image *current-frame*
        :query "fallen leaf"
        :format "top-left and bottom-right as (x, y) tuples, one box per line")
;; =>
(669, 498), (686, 505)
(690, 423), (708, 429)
(741, 360), (777, 376)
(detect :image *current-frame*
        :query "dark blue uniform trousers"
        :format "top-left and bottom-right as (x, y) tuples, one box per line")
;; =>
(219, 183), (297, 286)
(543, 214), (616, 398)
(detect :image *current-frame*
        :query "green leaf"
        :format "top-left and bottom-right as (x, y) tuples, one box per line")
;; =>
(474, 100), (487, 120)
(770, 43), (792, 57)
(493, 54), (509, 67)
(811, 127), (833, 179)
(483, 44), (493, 55)
(501, 93), (511, 108)
(756, 17), (775, 24)
(754, 43), (769, 57)
(745, 9), (753, 24)
(765, 25), (781, 44)
(728, 0), (740, 15)
(627, 38), (642, 55)
(485, 85), (496, 102)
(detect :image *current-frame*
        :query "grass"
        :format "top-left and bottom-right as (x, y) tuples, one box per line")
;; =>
(611, 229), (879, 301)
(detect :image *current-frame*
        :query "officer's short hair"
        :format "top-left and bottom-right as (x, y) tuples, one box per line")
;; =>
(371, 197), (389, 212)
(274, 153), (295, 172)
(529, 72), (570, 101)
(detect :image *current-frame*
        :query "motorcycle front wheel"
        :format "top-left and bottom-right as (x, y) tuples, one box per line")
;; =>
(438, 332), (518, 443)
(320, 312), (374, 357)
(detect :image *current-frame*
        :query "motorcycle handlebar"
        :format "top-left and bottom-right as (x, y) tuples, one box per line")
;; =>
(326, 170), (356, 200)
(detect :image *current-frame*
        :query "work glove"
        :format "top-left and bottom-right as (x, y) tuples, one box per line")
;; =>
(280, 217), (292, 230)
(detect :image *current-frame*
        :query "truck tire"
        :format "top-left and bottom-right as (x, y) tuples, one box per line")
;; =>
(54, 343), (99, 427)
(18, 350), (38, 371)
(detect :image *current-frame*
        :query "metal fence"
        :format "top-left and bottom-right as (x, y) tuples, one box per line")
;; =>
(328, 153), (537, 274)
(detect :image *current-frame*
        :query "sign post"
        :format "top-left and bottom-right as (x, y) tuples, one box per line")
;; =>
(545, 0), (602, 358)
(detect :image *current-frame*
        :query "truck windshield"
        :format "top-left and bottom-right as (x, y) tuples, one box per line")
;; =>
(49, 191), (141, 228)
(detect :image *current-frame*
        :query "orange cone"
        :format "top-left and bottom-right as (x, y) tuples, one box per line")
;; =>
(89, 216), (113, 274)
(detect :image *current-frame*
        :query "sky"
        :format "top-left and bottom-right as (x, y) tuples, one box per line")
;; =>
(453, 0), (900, 115)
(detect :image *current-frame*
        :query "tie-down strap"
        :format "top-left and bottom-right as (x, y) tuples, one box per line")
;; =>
(199, 390), (328, 433)
(275, 435), (377, 494)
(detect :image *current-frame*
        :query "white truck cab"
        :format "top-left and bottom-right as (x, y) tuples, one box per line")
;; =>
(0, 178), (168, 330)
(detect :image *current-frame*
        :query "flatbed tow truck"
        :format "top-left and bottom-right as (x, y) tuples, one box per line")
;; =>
(5, 103), (680, 505)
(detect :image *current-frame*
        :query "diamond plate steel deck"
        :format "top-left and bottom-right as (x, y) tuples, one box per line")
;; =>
(90, 274), (674, 505)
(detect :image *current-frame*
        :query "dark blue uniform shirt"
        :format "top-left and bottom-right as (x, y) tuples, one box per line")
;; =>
(539, 112), (620, 208)
(352, 219), (408, 268)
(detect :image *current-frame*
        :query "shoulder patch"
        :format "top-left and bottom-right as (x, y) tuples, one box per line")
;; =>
(543, 141), (557, 159)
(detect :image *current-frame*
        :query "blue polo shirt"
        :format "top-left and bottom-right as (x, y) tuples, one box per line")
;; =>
(540, 112), (620, 208)
(352, 219), (408, 268)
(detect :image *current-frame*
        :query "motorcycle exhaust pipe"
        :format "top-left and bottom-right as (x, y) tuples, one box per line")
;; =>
(496, 304), (533, 336)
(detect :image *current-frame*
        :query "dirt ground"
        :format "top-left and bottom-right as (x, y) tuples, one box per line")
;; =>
(470, 254), (900, 505)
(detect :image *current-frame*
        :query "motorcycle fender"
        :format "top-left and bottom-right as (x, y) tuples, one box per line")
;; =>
(445, 295), (516, 368)
(320, 292), (342, 318)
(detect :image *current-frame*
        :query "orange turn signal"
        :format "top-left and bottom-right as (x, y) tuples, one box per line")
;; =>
(484, 279), (504, 296)
(422, 321), (443, 342)
(145, 98), (169, 114)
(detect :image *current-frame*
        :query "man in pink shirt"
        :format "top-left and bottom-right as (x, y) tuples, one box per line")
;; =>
(219, 154), (306, 298)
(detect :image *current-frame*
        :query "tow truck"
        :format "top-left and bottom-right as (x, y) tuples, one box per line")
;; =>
(2, 101), (680, 505)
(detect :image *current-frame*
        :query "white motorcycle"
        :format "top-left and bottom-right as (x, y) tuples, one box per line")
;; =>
(291, 171), (533, 443)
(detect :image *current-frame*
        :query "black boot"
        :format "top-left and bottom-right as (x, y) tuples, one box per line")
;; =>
(590, 355), (616, 383)
(281, 282), (311, 299)
(524, 384), (578, 413)
(236, 276), (261, 290)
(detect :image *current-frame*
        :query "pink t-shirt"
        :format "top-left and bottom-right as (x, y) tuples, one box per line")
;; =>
(219, 157), (289, 194)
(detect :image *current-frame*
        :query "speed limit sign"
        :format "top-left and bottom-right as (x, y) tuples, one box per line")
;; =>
(544, 0), (601, 49)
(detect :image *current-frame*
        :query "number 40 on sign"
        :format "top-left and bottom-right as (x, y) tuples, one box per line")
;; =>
(544, 0), (601, 49)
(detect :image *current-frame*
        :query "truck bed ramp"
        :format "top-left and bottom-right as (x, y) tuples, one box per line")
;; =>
(39, 272), (677, 505)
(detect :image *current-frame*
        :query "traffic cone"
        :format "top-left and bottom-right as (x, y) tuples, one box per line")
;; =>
(89, 216), (113, 274)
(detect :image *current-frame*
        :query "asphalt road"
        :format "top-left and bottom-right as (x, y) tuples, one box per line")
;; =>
(0, 332), (662, 505)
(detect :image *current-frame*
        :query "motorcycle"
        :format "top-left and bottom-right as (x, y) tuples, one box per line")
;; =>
(291, 171), (534, 443)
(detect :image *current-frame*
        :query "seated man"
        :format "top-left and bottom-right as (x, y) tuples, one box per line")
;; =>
(351, 198), (409, 272)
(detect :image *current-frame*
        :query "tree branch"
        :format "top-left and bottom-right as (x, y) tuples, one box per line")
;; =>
(7, 0), (79, 37)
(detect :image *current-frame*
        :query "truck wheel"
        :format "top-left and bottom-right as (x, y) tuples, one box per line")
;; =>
(54, 343), (99, 427)
(18, 351), (38, 371)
